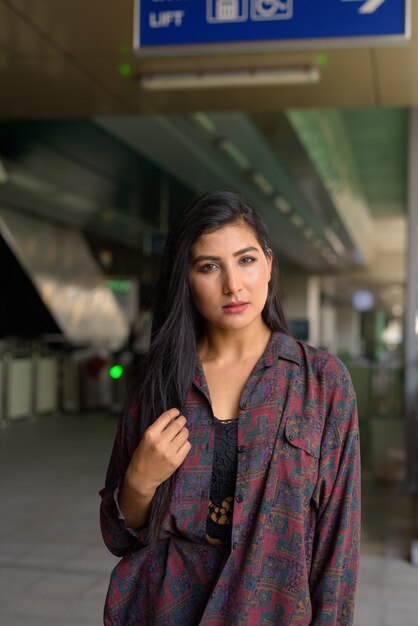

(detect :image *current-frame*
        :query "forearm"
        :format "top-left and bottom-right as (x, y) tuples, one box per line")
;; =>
(119, 470), (156, 529)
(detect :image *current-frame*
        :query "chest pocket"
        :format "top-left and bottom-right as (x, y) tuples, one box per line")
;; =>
(270, 414), (322, 510)
(284, 414), (322, 459)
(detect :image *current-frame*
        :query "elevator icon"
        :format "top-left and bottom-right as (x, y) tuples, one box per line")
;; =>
(207, 0), (248, 23)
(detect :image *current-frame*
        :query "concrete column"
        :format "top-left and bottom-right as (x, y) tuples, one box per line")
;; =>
(320, 301), (337, 354)
(282, 269), (321, 346)
(335, 306), (362, 357)
(307, 276), (321, 347)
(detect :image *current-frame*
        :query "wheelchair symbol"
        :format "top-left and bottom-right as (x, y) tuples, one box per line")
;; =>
(251, 0), (292, 20)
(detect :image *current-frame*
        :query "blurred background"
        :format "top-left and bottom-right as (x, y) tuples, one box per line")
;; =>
(0, 1), (418, 624)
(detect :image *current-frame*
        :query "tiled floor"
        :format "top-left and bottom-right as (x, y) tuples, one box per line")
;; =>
(355, 473), (418, 626)
(0, 414), (119, 626)
(0, 413), (417, 625)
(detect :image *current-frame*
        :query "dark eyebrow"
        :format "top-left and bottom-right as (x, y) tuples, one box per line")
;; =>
(191, 246), (260, 266)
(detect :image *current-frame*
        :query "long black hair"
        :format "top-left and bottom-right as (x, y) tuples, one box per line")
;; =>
(129, 190), (289, 546)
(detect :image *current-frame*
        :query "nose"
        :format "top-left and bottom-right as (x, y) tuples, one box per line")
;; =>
(222, 265), (242, 295)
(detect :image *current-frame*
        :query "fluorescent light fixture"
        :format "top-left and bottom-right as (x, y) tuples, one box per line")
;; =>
(291, 214), (304, 228)
(324, 228), (345, 255)
(217, 139), (250, 170)
(250, 172), (274, 196)
(191, 112), (217, 135)
(139, 66), (320, 90)
(273, 195), (291, 214)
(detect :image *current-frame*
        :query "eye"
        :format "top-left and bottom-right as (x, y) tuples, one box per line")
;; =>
(198, 263), (219, 273)
(240, 256), (256, 264)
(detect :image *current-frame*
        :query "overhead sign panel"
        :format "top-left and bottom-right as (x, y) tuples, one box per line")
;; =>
(134, 0), (409, 53)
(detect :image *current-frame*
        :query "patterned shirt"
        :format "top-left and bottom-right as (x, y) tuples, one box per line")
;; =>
(100, 331), (361, 625)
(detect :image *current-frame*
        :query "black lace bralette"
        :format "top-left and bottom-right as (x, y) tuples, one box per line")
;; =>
(206, 416), (238, 544)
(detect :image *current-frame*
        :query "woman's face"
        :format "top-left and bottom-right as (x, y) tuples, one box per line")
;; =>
(189, 222), (272, 332)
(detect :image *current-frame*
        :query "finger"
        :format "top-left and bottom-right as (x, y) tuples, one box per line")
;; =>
(174, 439), (192, 464)
(160, 415), (187, 443)
(148, 408), (181, 434)
(170, 426), (189, 452)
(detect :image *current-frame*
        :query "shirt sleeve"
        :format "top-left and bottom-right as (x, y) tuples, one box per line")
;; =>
(309, 357), (361, 625)
(99, 404), (150, 557)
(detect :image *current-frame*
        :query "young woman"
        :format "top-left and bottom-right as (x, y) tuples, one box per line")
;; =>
(100, 190), (361, 625)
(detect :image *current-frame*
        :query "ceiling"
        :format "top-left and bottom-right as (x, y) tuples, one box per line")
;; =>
(0, 0), (414, 313)
(0, 1), (417, 115)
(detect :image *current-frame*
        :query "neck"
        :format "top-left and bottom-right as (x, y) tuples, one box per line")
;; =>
(198, 318), (272, 365)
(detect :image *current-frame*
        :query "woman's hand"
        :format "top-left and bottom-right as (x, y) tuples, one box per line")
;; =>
(124, 407), (191, 498)
(119, 408), (191, 528)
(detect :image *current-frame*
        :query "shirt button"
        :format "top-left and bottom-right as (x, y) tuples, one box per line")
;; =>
(238, 445), (245, 453)
(288, 433), (295, 441)
(236, 494), (243, 503)
(240, 401), (247, 409)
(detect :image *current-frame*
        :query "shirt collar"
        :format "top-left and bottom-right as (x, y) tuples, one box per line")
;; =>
(263, 331), (301, 367)
(193, 330), (300, 390)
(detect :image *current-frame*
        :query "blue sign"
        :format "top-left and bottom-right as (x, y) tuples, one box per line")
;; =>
(134, 0), (409, 52)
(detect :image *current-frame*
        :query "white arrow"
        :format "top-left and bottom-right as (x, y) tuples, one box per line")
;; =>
(358, 0), (386, 14)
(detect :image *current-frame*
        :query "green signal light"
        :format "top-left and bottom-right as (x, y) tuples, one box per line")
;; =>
(316, 53), (328, 66)
(109, 364), (124, 380)
(119, 63), (132, 77)
(106, 279), (131, 293)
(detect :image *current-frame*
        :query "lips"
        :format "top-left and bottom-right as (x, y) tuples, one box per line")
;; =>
(222, 301), (249, 314)
(223, 300), (247, 308)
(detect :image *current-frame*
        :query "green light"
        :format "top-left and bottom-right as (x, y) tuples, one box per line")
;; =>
(109, 364), (124, 380)
(119, 63), (132, 77)
(106, 279), (131, 293)
(316, 53), (328, 67)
